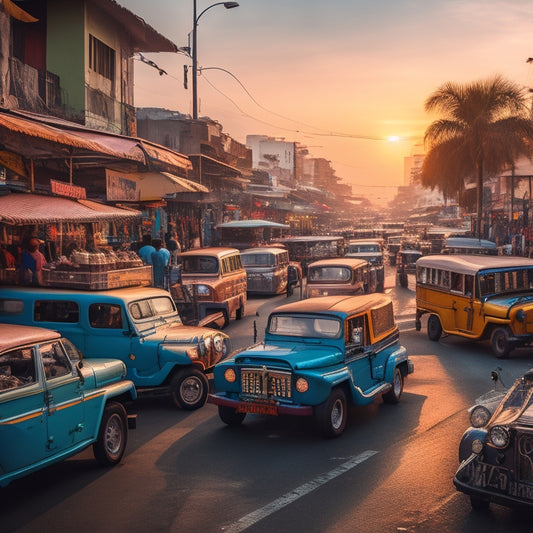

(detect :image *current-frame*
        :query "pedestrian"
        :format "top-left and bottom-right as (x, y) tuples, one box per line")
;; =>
(20, 237), (46, 286)
(151, 238), (170, 288)
(167, 231), (181, 265)
(137, 234), (156, 265)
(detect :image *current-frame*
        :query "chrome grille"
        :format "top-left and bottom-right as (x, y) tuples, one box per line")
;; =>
(518, 431), (533, 483)
(241, 367), (292, 401)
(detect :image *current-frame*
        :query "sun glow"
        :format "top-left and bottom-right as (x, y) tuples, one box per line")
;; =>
(387, 136), (401, 142)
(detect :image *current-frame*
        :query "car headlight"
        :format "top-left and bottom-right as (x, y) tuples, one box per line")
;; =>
(213, 334), (224, 353)
(472, 439), (484, 454)
(295, 377), (309, 393)
(516, 309), (526, 322)
(470, 405), (491, 428)
(196, 284), (210, 295)
(490, 425), (510, 448)
(224, 368), (236, 383)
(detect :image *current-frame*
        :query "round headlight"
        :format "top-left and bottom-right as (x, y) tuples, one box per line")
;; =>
(472, 438), (484, 454)
(197, 285), (210, 295)
(490, 425), (510, 448)
(516, 309), (526, 322)
(470, 405), (491, 428)
(295, 377), (309, 393)
(224, 368), (236, 383)
(213, 334), (223, 353)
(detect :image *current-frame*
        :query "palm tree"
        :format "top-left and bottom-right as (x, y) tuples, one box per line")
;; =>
(421, 75), (533, 237)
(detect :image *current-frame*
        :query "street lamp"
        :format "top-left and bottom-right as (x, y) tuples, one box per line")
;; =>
(192, 1), (239, 120)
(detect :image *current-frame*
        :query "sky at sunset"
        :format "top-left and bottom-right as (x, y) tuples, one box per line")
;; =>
(120, 0), (533, 203)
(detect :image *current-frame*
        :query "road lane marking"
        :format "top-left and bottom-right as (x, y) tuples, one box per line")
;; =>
(221, 450), (379, 533)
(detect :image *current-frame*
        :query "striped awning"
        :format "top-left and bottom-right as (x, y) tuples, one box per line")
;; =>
(0, 192), (141, 225)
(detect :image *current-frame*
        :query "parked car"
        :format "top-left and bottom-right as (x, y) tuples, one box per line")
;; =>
(396, 248), (423, 288)
(345, 239), (385, 292)
(0, 286), (231, 410)
(170, 247), (247, 328)
(0, 323), (136, 487)
(240, 246), (290, 295)
(305, 257), (375, 298)
(208, 294), (413, 438)
(454, 368), (533, 510)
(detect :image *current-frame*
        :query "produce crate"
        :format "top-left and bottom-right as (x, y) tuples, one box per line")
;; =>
(43, 266), (152, 290)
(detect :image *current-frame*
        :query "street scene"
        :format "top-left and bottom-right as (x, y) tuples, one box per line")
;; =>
(2, 1), (533, 533)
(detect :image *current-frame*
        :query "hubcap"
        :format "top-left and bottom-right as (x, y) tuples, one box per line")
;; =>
(181, 376), (202, 404)
(331, 399), (344, 430)
(105, 414), (122, 455)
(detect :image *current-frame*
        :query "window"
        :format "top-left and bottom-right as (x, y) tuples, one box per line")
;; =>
(0, 347), (36, 392)
(89, 303), (123, 329)
(371, 303), (396, 338)
(89, 34), (115, 81)
(0, 299), (24, 315)
(34, 300), (79, 323)
(40, 341), (72, 380)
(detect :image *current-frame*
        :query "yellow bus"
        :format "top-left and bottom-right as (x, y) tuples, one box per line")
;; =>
(415, 255), (533, 358)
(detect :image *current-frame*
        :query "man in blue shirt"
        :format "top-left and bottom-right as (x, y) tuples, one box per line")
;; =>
(151, 239), (170, 288)
(138, 234), (156, 265)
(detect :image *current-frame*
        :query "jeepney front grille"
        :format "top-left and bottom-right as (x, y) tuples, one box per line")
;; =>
(517, 431), (533, 483)
(240, 367), (292, 401)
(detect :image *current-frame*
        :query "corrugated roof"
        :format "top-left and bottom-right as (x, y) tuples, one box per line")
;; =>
(0, 192), (141, 224)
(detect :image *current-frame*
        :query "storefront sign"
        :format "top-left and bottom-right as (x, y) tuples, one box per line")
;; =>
(106, 170), (140, 201)
(50, 179), (86, 199)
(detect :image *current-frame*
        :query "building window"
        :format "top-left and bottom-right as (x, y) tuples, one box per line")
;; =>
(89, 34), (115, 81)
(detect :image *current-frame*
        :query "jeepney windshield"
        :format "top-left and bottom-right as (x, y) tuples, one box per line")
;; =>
(128, 296), (182, 331)
(308, 266), (352, 283)
(268, 314), (342, 339)
(241, 253), (275, 267)
(490, 374), (533, 427)
(181, 255), (219, 274)
(478, 267), (533, 298)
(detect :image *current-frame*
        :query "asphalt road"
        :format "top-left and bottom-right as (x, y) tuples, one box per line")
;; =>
(2, 270), (533, 532)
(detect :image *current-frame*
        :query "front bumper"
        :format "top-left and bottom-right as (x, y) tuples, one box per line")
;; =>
(208, 393), (314, 416)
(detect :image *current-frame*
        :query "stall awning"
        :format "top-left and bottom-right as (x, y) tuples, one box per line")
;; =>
(161, 172), (209, 193)
(0, 108), (192, 176)
(0, 192), (141, 225)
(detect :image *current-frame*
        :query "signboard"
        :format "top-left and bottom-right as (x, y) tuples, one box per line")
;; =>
(50, 179), (86, 199)
(106, 169), (140, 201)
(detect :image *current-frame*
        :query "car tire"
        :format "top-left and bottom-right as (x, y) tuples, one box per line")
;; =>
(315, 388), (347, 438)
(470, 495), (490, 510)
(427, 314), (442, 341)
(491, 327), (512, 359)
(218, 405), (246, 426)
(236, 302), (245, 320)
(93, 402), (128, 466)
(383, 367), (403, 404)
(169, 368), (209, 410)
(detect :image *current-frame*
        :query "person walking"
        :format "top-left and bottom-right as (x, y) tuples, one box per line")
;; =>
(20, 237), (46, 286)
(167, 231), (181, 266)
(151, 239), (170, 288)
(137, 234), (156, 265)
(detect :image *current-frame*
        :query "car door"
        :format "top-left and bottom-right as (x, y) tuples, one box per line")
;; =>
(39, 340), (87, 451)
(0, 345), (48, 475)
(345, 315), (377, 393)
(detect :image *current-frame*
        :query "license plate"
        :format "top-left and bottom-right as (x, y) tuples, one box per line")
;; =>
(237, 401), (278, 415)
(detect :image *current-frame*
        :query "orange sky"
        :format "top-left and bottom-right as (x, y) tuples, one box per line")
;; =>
(120, 1), (533, 203)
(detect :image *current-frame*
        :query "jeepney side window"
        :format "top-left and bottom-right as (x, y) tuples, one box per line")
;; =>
(34, 300), (79, 323)
(479, 273), (495, 296)
(0, 347), (36, 391)
(465, 275), (474, 296)
(40, 341), (72, 380)
(451, 272), (463, 293)
(347, 316), (366, 348)
(441, 270), (450, 289)
(89, 303), (123, 329)
(0, 298), (24, 315)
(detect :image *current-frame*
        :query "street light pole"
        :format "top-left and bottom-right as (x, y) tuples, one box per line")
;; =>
(191, 1), (239, 120)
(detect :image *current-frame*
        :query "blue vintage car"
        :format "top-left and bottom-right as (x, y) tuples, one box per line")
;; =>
(454, 368), (533, 510)
(0, 323), (136, 487)
(209, 294), (413, 437)
(0, 286), (231, 410)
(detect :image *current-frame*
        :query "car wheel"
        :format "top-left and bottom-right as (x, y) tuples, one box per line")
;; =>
(218, 405), (246, 426)
(169, 368), (209, 410)
(470, 495), (490, 510)
(399, 273), (408, 288)
(236, 302), (245, 320)
(491, 327), (512, 359)
(427, 314), (442, 341)
(315, 388), (347, 438)
(93, 402), (128, 466)
(383, 367), (404, 404)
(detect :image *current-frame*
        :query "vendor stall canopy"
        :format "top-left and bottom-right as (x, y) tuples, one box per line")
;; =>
(0, 192), (141, 225)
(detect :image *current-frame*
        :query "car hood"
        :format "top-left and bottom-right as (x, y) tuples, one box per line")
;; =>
(233, 342), (343, 370)
(142, 323), (227, 343)
(80, 358), (125, 388)
(483, 293), (533, 316)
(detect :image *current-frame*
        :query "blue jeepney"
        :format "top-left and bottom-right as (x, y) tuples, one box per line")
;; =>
(209, 294), (413, 437)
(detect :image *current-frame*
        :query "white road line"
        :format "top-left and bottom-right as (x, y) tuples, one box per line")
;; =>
(221, 450), (379, 533)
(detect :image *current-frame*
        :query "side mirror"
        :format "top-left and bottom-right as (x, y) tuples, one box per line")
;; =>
(77, 360), (85, 385)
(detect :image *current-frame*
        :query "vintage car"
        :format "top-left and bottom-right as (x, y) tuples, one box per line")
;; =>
(305, 257), (375, 298)
(396, 248), (423, 288)
(345, 239), (385, 292)
(208, 294), (413, 438)
(170, 247), (247, 328)
(454, 368), (533, 510)
(0, 286), (231, 410)
(0, 323), (136, 487)
(240, 246), (290, 295)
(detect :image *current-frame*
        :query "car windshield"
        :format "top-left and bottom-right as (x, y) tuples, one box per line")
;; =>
(128, 296), (182, 331)
(181, 255), (219, 274)
(268, 314), (342, 339)
(241, 253), (274, 267)
(348, 245), (380, 253)
(490, 374), (533, 427)
(308, 266), (351, 283)
(478, 268), (533, 297)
